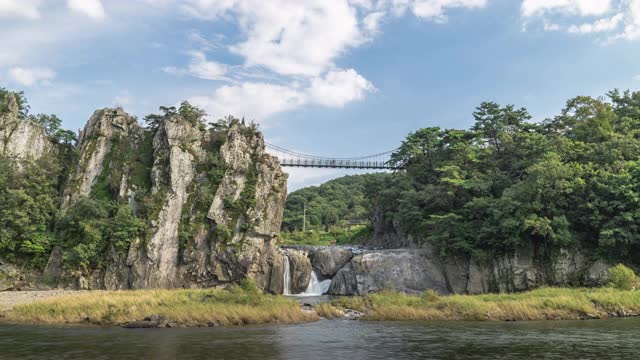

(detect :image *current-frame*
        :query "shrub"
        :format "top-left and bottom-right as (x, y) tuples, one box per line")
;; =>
(608, 264), (638, 290)
(421, 289), (440, 302)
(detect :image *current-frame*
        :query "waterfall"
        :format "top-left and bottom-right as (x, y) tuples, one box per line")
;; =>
(299, 271), (332, 297)
(282, 251), (331, 296)
(283, 254), (291, 296)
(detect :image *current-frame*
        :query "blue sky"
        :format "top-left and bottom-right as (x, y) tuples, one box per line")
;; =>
(2, 0), (640, 190)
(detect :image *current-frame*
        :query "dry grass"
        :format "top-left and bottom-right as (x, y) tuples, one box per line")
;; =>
(4, 283), (317, 327)
(315, 302), (344, 319)
(331, 287), (640, 321)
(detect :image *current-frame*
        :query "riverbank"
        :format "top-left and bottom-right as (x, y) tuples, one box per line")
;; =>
(319, 287), (640, 321)
(1, 282), (317, 327)
(0, 290), (91, 311)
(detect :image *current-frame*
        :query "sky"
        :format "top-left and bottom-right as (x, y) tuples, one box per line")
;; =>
(1, 0), (640, 190)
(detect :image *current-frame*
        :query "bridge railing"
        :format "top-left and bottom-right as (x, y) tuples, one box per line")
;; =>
(279, 158), (398, 169)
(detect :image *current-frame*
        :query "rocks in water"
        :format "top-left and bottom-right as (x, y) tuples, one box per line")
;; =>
(310, 247), (353, 277)
(328, 249), (449, 296)
(342, 309), (363, 320)
(124, 320), (159, 329)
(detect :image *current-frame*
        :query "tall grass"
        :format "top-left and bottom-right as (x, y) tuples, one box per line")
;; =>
(5, 283), (317, 326)
(330, 287), (640, 321)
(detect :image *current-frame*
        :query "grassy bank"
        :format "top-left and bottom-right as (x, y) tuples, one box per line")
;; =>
(279, 225), (371, 246)
(319, 287), (640, 321)
(2, 283), (317, 327)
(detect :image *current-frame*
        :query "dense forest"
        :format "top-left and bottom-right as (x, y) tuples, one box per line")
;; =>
(281, 174), (381, 232)
(368, 90), (640, 266)
(0, 88), (78, 268)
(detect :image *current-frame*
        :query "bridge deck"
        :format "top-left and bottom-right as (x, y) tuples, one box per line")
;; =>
(280, 159), (399, 169)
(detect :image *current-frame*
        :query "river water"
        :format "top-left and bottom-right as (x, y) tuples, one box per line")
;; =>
(1, 318), (639, 359)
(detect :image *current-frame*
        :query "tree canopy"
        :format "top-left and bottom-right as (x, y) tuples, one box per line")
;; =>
(374, 89), (640, 267)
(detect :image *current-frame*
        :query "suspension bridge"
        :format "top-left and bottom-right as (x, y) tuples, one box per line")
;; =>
(265, 143), (402, 170)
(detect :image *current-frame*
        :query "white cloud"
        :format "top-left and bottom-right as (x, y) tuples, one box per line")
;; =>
(634, 74), (640, 80)
(568, 13), (624, 33)
(163, 51), (228, 80)
(521, 0), (613, 17)
(67, 0), (106, 21)
(186, 51), (228, 80)
(189, 68), (375, 122)
(0, 0), (41, 19)
(307, 69), (376, 107)
(409, 0), (488, 22)
(363, 11), (386, 33)
(189, 82), (307, 122)
(522, 0), (640, 43)
(8, 66), (55, 87)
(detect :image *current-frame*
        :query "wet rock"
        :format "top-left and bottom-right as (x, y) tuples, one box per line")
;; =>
(124, 321), (159, 329)
(343, 309), (363, 320)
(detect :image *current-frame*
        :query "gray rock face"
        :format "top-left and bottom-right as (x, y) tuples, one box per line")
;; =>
(325, 244), (613, 296)
(61, 107), (141, 211)
(329, 250), (450, 295)
(132, 115), (203, 288)
(282, 249), (312, 294)
(0, 93), (53, 161)
(310, 247), (353, 277)
(46, 111), (288, 292)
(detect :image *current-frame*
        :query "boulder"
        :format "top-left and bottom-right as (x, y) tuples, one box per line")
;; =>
(310, 247), (353, 277)
(283, 249), (312, 294)
(328, 249), (449, 296)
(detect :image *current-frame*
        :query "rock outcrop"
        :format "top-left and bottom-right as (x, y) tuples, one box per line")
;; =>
(310, 247), (353, 277)
(282, 249), (312, 294)
(0, 93), (53, 160)
(61, 108), (142, 211)
(45, 110), (289, 292)
(328, 249), (449, 295)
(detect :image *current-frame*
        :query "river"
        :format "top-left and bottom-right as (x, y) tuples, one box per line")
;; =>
(1, 318), (639, 359)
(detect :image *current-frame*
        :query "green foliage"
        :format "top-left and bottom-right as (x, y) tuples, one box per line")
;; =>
(0, 155), (62, 268)
(374, 89), (640, 268)
(56, 199), (144, 271)
(0, 87), (29, 118)
(279, 225), (372, 246)
(282, 174), (383, 232)
(608, 264), (639, 290)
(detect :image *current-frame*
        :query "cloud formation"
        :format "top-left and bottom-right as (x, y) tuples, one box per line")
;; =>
(0, 0), (41, 19)
(8, 66), (55, 87)
(522, 0), (640, 42)
(189, 68), (374, 122)
(67, 0), (106, 20)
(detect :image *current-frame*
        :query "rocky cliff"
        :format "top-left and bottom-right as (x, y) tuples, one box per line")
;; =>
(0, 93), (52, 160)
(322, 215), (612, 295)
(42, 108), (288, 292)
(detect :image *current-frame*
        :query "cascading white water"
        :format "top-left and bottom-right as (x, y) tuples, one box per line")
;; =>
(282, 254), (291, 296)
(299, 271), (332, 297)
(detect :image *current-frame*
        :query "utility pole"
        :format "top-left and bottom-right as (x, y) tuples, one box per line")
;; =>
(302, 203), (307, 232)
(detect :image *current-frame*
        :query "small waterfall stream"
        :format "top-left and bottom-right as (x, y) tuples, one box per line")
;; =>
(281, 251), (331, 296)
(283, 254), (291, 296)
(299, 271), (331, 297)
